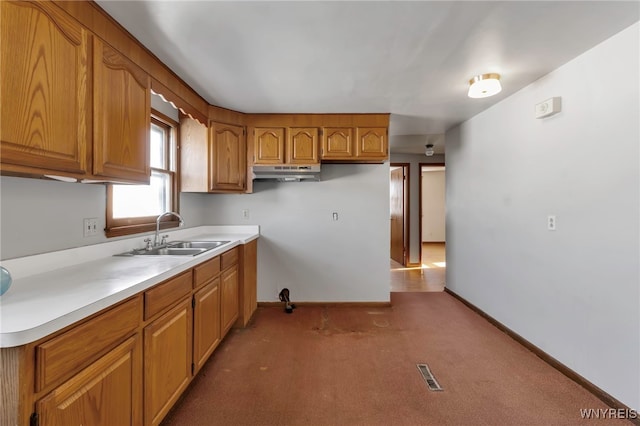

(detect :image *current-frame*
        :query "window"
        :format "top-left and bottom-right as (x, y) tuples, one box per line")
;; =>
(106, 110), (178, 237)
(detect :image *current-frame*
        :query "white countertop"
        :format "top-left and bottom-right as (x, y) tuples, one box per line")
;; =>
(0, 226), (259, 348)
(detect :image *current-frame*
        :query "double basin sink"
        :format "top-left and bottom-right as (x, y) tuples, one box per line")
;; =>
(116, 240), (230, 257)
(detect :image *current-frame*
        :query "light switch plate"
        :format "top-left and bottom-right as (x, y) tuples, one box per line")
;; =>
(83, 218), (99, 237)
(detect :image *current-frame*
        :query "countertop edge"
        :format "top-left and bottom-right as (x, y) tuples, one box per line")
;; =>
(0, 230), (259, 348)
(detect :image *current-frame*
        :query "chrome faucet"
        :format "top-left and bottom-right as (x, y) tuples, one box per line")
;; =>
(154, 211), (185, 246)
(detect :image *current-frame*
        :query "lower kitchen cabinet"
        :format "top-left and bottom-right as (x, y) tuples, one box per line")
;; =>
(36, 335), (142, 426)
(144, 298), (192, 426)
(193, 278), (221, 373)
(221, 264), (239, 336)
(2, 240), (258, 426)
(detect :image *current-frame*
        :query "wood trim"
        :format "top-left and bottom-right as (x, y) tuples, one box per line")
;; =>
(258, 301), (391, 308)
(104, 221), (180, 239)
(208, 104), (245, 127)
(54, 1), (209, 121)
(444, 287), (640, 424)
(151, 79), (208, 125)
(246, 113), (390, 128)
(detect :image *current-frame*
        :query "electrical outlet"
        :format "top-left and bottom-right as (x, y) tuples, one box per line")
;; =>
(242, 209), (250, 220)
(83, 218), (99, 237)
(547, 215), (556, 231)
(332, 212), (339, 221)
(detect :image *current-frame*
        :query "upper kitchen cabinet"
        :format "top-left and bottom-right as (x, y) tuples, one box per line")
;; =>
(93, 38), (151, 184)
(287, 127), (319, 164)
(210, 122), (246, 192)
(0, 2), (152, 184)
(253, 127), (319, 165)
(253, 127), (285, 164)
(248, 114), (388, 165)
(321, 127), (353, 159)
(321, 126), (387, 162)
(0, 1), (91, 177)
(355, 127), (387, 160)
(180, 115), (247, 193)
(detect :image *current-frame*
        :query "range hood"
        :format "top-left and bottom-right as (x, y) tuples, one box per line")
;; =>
(252, 164), (321, 182)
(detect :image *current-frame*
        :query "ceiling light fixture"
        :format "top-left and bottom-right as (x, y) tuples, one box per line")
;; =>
(468, 73), (502, 98)
(425, 144), (434, 157)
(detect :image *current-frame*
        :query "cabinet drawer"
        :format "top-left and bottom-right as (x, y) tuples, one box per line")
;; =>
(193, 256), (220, 289)
(144, 271), (193, 320)
(221, 247), (238, 270)
(36, 296), (141, 392)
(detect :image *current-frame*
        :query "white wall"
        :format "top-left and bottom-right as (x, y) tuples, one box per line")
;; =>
(201, 164), (390, 302)
(0, 176), (206, 259)
(445, 23), (639, 410)
(421, 169), (445, 242)
(389, 153), (445, 264)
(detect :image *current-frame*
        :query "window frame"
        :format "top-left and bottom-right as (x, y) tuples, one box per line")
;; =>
(105, 109), (180, 238)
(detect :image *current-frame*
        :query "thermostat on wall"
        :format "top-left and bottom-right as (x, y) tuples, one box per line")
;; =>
(535, 97), (561, 119)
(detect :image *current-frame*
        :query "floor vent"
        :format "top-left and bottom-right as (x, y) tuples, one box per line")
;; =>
(417, 363), (443, 391)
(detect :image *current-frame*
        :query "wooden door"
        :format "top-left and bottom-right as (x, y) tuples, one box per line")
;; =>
(321, 127), (353, 159)
(144, 298), (192, 426)
(210, 122), (246, 192)
(0, 1), (90, 176)
(93, 38), (150, 183)
(287, 128), (319, 164)
(253, 127), (285, 164)
(356, 127), (387, 159)
(37, 336), (142, 426)
(193, 279), (221, 373)
(221, 265), (239, 336)
(390, 167), (405, 265)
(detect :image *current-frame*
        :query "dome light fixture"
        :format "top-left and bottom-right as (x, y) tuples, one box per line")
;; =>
(425, 143), (434, 157)
(468, 73), (502, 98)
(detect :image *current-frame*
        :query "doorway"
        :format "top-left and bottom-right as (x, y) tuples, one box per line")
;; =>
(390, 164), (408, 266)
(419, 163), (446, 290)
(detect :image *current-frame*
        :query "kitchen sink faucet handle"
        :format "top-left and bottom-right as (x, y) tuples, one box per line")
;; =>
(161, 235), (169, 245)
(143, 238), (153, 251)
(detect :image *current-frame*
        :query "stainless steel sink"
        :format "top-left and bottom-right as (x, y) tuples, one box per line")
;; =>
(168, 241), (230, 249)
(115, 240), (230, 257)
(138, 247), (208, 256)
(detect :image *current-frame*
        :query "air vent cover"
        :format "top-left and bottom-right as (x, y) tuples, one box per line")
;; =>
(417, 363), (443, 391)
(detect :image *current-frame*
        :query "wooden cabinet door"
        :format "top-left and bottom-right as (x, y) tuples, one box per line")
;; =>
(93, 38), (150, 183)
(321, 127), (353, 159)
(239, 239), (258, 327)
(210, 122), (246, 192)
(144, 298), (192, 426)
(287, 127), (319, 164)
(180, 115), (209, 192)
(0, 1), (90, 175)
(355, 127), (387, 159)
(37, 335), (142, 426)
(193, 279), (221, 373)
(253, 127), (285, 164)
(221, 265), (239, 337)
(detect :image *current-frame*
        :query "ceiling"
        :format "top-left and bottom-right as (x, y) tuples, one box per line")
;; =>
(95, 1), (639, 155)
